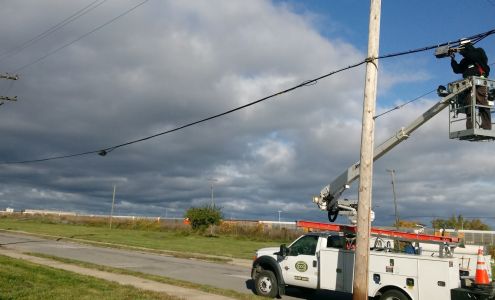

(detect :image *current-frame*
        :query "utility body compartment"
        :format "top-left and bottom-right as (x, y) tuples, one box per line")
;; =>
(319, 247), (461, 299)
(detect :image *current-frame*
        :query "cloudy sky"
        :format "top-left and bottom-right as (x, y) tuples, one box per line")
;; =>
(0, 0), (494, 228)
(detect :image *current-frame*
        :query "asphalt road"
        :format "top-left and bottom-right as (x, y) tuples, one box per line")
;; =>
(0, 231), (351, 300)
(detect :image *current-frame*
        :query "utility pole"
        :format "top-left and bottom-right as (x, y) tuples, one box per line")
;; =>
(387, 169), (400, 230)
(353, 1), (381, 300)
(0, 73), (18, 80)
(278, 210), (282, 228)
(208, 178), (217, 208)
(0, 73), (19, 105)
(109, 185), (116, 229)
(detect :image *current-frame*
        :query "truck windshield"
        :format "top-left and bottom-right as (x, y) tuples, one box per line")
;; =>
(289, 235), (319, 256)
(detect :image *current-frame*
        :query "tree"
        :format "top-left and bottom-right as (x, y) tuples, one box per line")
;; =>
(184, 205), (222, 231)
(431, 214), (491, 230)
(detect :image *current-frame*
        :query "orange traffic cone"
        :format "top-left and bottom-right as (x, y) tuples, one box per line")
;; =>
(474, 248), (490, 285)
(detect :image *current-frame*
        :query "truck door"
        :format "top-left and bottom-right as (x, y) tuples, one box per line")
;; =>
(280, 235), (319, 289)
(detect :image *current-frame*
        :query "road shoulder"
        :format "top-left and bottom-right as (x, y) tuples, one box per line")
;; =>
(0, 247), (236, 300)
(0, 228), (253, 268)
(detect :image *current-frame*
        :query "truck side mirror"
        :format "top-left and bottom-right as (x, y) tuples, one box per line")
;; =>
(278, 244), (289, 257)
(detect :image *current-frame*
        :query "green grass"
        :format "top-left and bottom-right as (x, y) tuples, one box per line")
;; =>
(0, 217), (282, 259)
(30, 253), (265, 300)
(0, 254), (181, 300)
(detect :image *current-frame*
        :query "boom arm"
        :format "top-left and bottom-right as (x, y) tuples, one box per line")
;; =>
(313, 79), (472, 222)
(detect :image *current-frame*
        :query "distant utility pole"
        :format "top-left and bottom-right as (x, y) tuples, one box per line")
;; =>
(353, 1), (381, 300)
(208, 178), (218, 208)
(109, 185), (116, 229)
(386, 169), (400, 230)
(0, 73), (19, 105)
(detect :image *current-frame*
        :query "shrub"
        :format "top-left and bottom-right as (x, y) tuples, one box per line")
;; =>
(184, 206), (222, 231)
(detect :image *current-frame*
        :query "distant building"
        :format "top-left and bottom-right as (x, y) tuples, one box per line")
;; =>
(23, 209), (76, 216)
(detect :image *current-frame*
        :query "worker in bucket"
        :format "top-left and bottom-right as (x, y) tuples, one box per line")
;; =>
(451, 42), (491, 130)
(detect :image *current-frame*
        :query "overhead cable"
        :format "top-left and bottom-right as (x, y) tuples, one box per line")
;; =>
(374, 62), (495, 119)
(485, 0), (495, 7)
(13, 0), (150, 73)
(4, 59), (368, 164)
(3, 28), (495, 164)
(373, 89), (436, 119)
(376, 28), (495, 60)
(0, 0), (108, 63)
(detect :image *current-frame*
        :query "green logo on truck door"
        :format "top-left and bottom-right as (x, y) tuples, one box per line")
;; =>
(295, 261), (308, 272)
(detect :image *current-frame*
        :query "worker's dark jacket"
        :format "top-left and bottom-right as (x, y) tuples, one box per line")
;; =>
(451, 44), (490, 78)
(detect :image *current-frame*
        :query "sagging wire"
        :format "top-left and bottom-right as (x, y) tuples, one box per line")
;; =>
(3, 28), (495, 164)
(374, 61), (495, 119)
(374, 89), (436, 120)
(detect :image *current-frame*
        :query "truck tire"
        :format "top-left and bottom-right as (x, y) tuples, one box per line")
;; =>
(380, 289), (408, 300)
(254, 270), (278, 298)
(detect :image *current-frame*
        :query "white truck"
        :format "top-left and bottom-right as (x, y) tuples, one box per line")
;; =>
(251, 231), (469, 299)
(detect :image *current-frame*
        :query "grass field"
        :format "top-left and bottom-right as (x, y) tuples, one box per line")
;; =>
(0, 254), (180, 300)
(0, 216), (285, 259)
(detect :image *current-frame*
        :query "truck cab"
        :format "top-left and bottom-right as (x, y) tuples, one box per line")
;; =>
(252, 232), (355, 298)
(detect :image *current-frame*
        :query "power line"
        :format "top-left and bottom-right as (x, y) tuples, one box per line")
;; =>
(374, 62), (495, 119)
(3, 59), (368, 164)
(3, 28), (495, 164)
(0, 0), (108, 63)
(374, 89), (436, 119)
(376, 28), (495, 60)
(13, 0), (150, 73)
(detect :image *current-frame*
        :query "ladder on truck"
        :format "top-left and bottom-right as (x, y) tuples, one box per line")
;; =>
(297, 220), (459, 257)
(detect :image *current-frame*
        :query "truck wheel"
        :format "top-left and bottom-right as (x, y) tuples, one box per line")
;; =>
(254, 270), (278, 298)
(380, 289), (408, 300)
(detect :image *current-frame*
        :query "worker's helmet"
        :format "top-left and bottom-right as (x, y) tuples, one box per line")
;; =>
(459, 42), (474, 56)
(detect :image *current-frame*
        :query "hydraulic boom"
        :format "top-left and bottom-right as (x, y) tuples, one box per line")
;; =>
(313, 78), (474, 222)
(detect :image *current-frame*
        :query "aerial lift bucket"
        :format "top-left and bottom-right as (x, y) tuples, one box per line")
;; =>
(448, 77), (495, 141)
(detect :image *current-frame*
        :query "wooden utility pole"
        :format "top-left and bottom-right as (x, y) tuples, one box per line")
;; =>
(353, 1), (381, 300)
(0, 73), (19, 105)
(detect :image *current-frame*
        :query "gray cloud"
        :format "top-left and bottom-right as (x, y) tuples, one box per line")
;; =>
(0, 0), (493, 228)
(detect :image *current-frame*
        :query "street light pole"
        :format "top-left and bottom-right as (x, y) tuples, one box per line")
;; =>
(387, 169), (400, 230)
